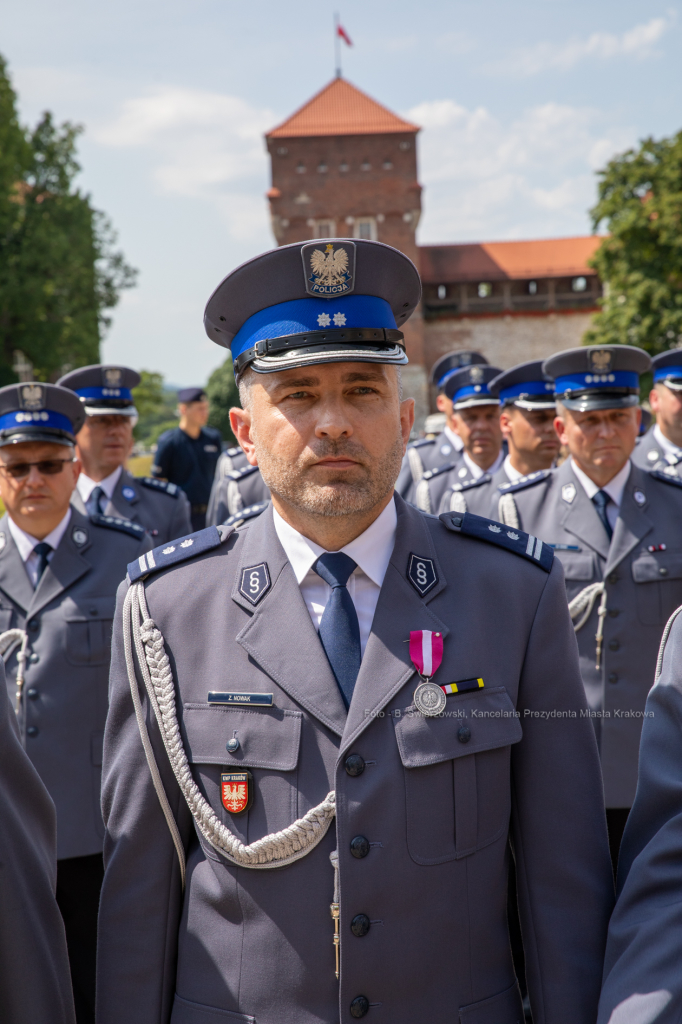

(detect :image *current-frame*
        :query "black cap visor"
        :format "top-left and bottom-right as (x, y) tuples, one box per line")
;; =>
(0, 427), (75, 448)
(234, 327), (407, 376)
(557, 389), (640, 412)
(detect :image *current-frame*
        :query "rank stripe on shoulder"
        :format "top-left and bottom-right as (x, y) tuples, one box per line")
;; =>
(129, 524), (233, 582)
(422, 461), (456, 481)
(90, 514), (146, 539)
(497, 469), (552, 494)
(450, 473), (492, 493)
(439, 511), (554, 572)
(649, 468), (682, 488)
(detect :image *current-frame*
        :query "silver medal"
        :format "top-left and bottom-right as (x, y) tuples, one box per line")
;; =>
(413, 681), (446, 717)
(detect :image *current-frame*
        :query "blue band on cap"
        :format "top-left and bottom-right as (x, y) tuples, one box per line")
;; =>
(0, 410), (74, 434)
(499, 380), (555, 403)
(554, 371), (639, 394)
(231, 295), (397, 361)
(437, 367), (461, 389)
(654, 366), (682, 383)
(453, 384), (495, 402)
(76, 386), (133, 402)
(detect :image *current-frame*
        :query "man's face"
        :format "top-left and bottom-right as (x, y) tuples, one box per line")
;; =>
(180, 399), (210, 428)
(0, 441), (80, 524)
(555, 406), (640, 474)
(230, 363), (413, 518)
(650, 383), (682, 431)
(76, 414), (134, 477)
(452, 404), (502, 459)
(500, 406), (560, 462)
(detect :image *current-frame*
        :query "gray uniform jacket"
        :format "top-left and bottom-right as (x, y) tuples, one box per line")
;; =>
(395, 432), (463, 499)
(496, 459), (682, 808)
(0, 508), (152, 859)
(437, 466), (511, 518)
(206, 463), (271, 527)
(597, 609), (682, 1024)
(72, 467), (192, 544)
(632, 426), (682, 478)
(97, 497), (613, 1024)
(0, 664), (76, 1024)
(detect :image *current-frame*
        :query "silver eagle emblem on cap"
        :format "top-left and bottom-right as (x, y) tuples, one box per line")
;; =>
(302, 241), (355, 297)
(19, 384), (44, 410)
(103, 368), (122, 387)
(589, 349), (612, 373)
(470, 365), (484, 383)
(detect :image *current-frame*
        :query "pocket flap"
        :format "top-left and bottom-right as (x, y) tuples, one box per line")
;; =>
(394, 687), (522, 768)
(553, 551), (595, 580)
(63, 595), (116, 622)
(182, 704), (302, 771)
(632, 551), (682, 582)
(459, 981), (524, 1024)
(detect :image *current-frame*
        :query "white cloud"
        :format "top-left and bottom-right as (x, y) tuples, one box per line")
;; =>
(408, 98), (635, 243)
(95, 87), (275, 240)
(493, 15), (671, 76)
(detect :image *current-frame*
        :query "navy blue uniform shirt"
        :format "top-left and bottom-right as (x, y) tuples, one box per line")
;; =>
(152, 426), (222, 509)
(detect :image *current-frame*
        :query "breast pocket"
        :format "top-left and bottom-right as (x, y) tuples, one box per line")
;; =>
(553, 551), (596, 580)
(64, 596), (116, 666)
(632, 551), (682, 625)
(182, 704), (302, 847)
(394, 687), (522, 865)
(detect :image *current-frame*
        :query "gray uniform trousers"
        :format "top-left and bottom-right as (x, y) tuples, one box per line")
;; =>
(632, 426), (682, 477)
(206, 462), (271, 526)
(72, 468), (192, 544)
(0, 662), (76, 1024)
(0, 508), (152, 858)
(97, 496), (613, 1024)
(597, 611), (682, 1024)
(495, 459), (682, 808)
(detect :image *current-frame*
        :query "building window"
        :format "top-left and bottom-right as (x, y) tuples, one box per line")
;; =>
(399, 141), (411, 150)
(528, 280), (538, 295)
(339, 161), (349, 172)
(296, 163), (306, 174)
(437, 285), (447, 299)
(572, 276), (587, 292)
(276, 147), (288, 155)
(355, 217), (377, 240)
(314, 220), (336, 238)
(360, 160), (371, 171)
(478, 282), (492, 298)
(317, 163), (328, 173)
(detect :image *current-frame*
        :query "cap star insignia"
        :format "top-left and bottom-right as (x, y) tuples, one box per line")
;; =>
(317, 313), (331, 327)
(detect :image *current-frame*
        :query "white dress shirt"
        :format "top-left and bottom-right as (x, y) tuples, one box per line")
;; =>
(443, 425), (464, 452)
(503, 454), (526, 483)
(273, 498), (397, 658)
(463, 448), (505, 481)
(8, 509), (72, 587)
(653, 424), (682, 461)
(76, 466), (122, 506)
(571, 458), (632, 532)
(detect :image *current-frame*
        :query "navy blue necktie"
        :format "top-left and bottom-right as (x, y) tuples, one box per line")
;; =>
(86, 485), (105, 517)
(592, 490), (613, 541)
(33, 542), (53, 585)
(313, 552), (361, 708)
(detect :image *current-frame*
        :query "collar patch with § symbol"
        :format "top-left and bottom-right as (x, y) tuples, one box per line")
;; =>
(301, 241), (356, 297)
(71, 527), (88, 546)
(562, 483), (577, 504)
(239, 563), (271, 605)
(406, 553), (438, 596)
(220, 770), (253, 815)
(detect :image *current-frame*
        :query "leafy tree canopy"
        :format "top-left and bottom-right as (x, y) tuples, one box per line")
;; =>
(206, 355), (240, 446)
(586, 130), (682, 352)
(0, 54), (136, 385)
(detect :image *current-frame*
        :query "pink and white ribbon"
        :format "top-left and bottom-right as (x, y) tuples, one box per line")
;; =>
(409, 630), (443, 679)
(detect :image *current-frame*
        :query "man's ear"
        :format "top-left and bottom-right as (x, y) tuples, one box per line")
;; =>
(230, 407), (258, 466)
(553, 415), (569, 447)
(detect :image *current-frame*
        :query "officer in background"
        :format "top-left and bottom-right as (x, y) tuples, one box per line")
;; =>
(0, 382), (151, 1024)
(0, 664), (76, 1024)
(437, 360), (558, 517)
(207, 444), (250, 526)
(153, 387), (222, 531)
(58, 365), (192, 543)
(394, 350), (487, 497)
(409, 363), (503, 513)
(632, 349), (682, 477)
(97, 238), (612, 1024)
(494, 345), (682, 867)
(206, 456), (270, 526)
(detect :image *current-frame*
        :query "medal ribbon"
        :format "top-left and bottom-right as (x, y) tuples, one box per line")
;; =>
(409, 630), (443, 679)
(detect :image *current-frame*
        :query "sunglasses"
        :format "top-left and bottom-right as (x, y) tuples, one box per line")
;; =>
(0, 458), (76, 479)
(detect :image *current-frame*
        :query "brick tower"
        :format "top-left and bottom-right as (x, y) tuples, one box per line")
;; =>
(265, 78), (428, 420)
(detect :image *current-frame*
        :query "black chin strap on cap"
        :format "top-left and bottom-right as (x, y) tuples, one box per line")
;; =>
(233, 327), (406, 376)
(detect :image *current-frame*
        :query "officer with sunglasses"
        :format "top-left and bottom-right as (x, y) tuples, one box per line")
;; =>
(0, 382), (152, 1024)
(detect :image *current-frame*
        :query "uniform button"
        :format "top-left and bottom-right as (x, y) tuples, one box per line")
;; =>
(345, 754), (365, 777)
(458, 724), (471, 744)
(659, 567), (669, 577)
(29, 652), (40, 663)
(350, 914), (371, 937)
(26, 687), (39, 699)
(226, 737), (240, 753)
(26, 726), (39, 737)
(608, 673), (618, 684)
(350, 996), (370, 1018)
(607, 573), (618, 585)
(608, 609), (620, 618)
(28, 619), (39, 632)
(350, 835), (370, 859)
(609, 640), (620, 652)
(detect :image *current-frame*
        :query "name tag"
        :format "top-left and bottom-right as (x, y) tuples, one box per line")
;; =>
(208, 691), (273, 706)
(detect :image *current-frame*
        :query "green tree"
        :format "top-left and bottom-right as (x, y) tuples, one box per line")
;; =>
(585, 130), (682, 353)
(0, 55), (136, 385)
(206, 354), (240, 445)
(132, 371), (178, 447)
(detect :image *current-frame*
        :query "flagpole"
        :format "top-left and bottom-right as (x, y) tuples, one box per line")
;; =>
(334, 12), (341, 77)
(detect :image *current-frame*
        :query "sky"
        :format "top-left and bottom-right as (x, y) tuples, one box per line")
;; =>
(3, 0), (680, 385)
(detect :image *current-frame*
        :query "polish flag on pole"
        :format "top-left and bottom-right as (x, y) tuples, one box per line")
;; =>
(337, 23), (353, 46)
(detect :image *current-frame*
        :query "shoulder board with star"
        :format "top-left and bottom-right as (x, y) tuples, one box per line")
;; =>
(228, 464), (260, 482)
(223, 501), (270, 529)
(408, 437), (435, 450)
(648, 468), (682, 488)
(90, 514), (147, 540)
(439, 511), (554, 572)
(449, 473), (492, 494)
(128, 524), (234, 583)
(497, 469), (553, 494)
(138, 476), (182, 498)
(422, 461), (456, 482)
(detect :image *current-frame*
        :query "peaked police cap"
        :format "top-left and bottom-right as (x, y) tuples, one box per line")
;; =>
(488, 360), (555, 409)
(443, 364), (503, 410)
(0, 383), (85, 447)
(652, 348), (682, 391)
(544, 345), (650, 411)
(430, 350), (488, 390)
(58, 364), (140, 417)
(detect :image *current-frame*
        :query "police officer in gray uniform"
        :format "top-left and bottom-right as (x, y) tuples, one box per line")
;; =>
(0, 662), (76, 1024)
(409, 363), (503, 513)
(632, 349), (682, 477)
(394, 350), (486, 498)
(58, 364), (192, 543)
(437, 360), (558, 518)
(97, 238), (612, 1024)
(493, 345), (682, 866)
(206, 459), (271, 526)
(207, 446), (250, 525)
(0, 382), (152, 1024)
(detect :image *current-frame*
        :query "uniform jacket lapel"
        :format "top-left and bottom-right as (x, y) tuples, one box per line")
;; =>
(110, 470), (141, 522)
(557, 461), (611, 560)
(0, 514), (34, 613)
(604, 463), (653, 576)
(233, 506), (348, 738)
(28, 510), (92, 619)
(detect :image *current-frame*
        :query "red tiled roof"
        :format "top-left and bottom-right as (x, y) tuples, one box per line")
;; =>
(419, 236), (603, 282)
(267, 77), (419, 139)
